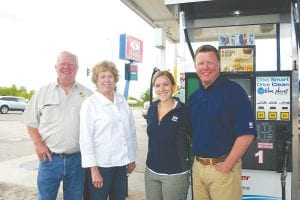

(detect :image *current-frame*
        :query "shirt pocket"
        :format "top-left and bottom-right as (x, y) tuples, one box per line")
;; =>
(39, 103), (60, 123)
(70, 103), (81, 122)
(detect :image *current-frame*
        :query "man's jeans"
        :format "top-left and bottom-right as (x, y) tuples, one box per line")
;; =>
(37, 152), (84, 200)
(86, 166), (127, 200)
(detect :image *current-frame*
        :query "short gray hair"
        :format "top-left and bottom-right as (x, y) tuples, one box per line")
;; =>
(56, 51), (78, 68)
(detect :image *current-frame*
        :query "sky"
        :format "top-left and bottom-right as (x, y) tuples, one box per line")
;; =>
(0, 0), (172, 98)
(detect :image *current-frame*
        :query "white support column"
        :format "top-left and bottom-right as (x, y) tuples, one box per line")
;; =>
(154, 28), (166, 70)
(159, 48), (166, 70)
(177, 11), (186, 102)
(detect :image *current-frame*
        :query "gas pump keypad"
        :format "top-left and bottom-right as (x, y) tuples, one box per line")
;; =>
(280, 112), (289, 120)
(257, 111), (265, 119)
(268, 112), (277, 120)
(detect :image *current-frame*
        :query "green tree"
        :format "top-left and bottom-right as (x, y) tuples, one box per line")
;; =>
(0, 85), (35, 99)
(128, 96), (143, 107)
(140, 89), (150, 103)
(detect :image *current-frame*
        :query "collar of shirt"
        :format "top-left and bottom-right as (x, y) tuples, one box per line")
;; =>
(55, 80), (79, 89)
(200, 76), (224, 91)
(95, 92), (124, 105)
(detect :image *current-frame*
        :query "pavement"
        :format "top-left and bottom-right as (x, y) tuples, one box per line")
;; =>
(0, 109), (147, 200)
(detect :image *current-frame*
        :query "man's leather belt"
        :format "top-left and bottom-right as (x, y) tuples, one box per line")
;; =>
(195, 155), (227, 165)
(52, 151), (80, 157)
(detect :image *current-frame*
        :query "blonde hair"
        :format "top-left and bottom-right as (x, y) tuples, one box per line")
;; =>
(91, 60), (119, 84)
(152, 71), (175, 86)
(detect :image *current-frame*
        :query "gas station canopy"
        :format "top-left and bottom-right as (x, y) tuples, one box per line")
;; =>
(121, 0), (291, 43)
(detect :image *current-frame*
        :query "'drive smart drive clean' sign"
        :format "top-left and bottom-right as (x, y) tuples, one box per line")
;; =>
(255, 76), (290, 120)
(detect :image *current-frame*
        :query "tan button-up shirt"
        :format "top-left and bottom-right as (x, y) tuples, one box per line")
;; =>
(23, 81), (92, 154)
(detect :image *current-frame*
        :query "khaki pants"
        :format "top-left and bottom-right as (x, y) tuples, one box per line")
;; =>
(192, 159), (242, 200)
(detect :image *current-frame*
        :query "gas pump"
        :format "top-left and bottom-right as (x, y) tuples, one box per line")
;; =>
(233, 72), (294, 200)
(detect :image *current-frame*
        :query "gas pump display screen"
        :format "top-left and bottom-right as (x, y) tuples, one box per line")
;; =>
(228, 77), (252, 104)
(184, 73), (201, 102)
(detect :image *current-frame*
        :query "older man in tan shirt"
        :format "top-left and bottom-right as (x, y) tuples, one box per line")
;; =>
(23, 51), (92, 200)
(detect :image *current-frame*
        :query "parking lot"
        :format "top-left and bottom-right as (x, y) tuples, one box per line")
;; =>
(0, 112), (34, 162)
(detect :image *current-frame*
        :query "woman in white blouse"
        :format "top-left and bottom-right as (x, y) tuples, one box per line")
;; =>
(80, 60), (137, 200)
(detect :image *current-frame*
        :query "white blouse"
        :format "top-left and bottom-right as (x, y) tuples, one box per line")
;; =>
(80, 92), (137, 168)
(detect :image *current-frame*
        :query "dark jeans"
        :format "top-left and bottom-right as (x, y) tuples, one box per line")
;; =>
(37, 152), (84, 200)
(86, 166), (127, 200)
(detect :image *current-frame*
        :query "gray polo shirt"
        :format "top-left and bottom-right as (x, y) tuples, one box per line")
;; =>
(23, 81), (93, 154)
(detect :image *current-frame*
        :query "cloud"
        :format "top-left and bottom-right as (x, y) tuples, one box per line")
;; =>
(0, 11), (21, 22)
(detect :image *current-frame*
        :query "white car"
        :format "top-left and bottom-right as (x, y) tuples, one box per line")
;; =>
(142, 101), (150, 119)
(0, 96), (28, 114)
